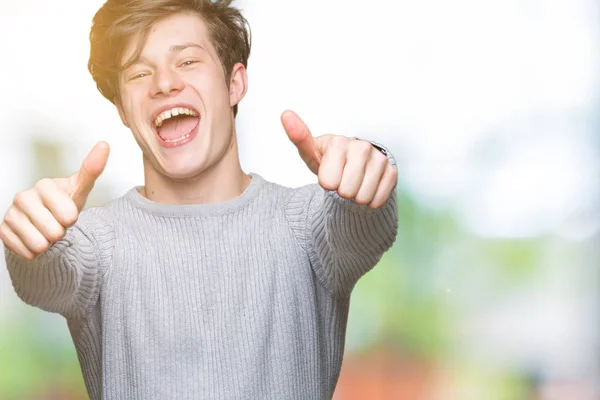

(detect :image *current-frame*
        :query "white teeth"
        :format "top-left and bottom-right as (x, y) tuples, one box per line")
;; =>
(163, 131), (192, 143)
(154, 107), (199, 128)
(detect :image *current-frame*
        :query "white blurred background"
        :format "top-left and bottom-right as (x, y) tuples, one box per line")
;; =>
(0, 0), (598, 399)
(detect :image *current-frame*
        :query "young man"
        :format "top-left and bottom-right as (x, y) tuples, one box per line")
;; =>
(1, 0), (398, 398)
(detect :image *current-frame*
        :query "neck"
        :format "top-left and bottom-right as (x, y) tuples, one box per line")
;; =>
(140, 137), (251, 205)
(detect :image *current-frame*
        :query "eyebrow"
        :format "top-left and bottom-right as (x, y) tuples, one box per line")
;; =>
(123, 43), (208, 72)
(169, 43), (207, 53)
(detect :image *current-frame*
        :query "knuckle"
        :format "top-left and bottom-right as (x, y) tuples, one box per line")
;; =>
(4, 207), (18, 225)
(361, 142), (374, 154)
(13, 191), (30, 208)
(352, 140), (372, 156)
(354, 193), (370, 205)
(61, 204), (79, 227)
(31, 239), (49, 255)
(331, 135), (348, 148)
(389, 165), (399, 180)
(319, 180), (337, 192)
(35, 177), (53, 191)
(374, 151), (388, 166)
(0, 223), (9, 242)
(317, 170), (339, 191)
(368, 201), (381, 209)
(47, 226), (66, 242)
(337, 187), (354, 199)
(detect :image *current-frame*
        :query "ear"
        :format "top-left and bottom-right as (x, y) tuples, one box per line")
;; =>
(229, 62), (248, 108)
(114, 97), (130, 128)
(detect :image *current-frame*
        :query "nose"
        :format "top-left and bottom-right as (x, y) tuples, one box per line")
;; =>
(150, 67), (184, 98)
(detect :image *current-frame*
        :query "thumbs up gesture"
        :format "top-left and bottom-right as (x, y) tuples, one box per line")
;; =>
(0, 142), (110, 260)
(281, 110), (397, 209)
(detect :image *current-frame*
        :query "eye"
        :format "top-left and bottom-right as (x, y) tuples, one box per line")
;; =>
(129, 73), (148, 81)
(180, 60), (198, 67)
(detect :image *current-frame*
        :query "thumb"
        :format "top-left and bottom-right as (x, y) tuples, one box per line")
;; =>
(281, 110), (322, 174)
(71, 141), (110, 210)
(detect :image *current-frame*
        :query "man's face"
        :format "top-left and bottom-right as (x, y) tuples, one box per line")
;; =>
(117, 12), (245, 180)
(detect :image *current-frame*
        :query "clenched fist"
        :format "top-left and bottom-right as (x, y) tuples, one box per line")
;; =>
(0, 142), (110, 260)
(281, 110), (397, 209)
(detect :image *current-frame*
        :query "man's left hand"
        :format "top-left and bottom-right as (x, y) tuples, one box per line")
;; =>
(281, 110), (397, 209)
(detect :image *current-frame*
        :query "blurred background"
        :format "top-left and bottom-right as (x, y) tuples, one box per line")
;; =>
(1, 0), (599, 399)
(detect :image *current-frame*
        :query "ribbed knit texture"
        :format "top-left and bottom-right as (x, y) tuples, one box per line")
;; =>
(6, 171), (398, 399)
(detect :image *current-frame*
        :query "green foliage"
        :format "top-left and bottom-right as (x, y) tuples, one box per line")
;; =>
(0, 307), (87, 399)
(347, 185), (548, 364)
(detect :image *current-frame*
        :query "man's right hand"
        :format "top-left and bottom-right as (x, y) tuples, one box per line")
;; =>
(0, 142), (110, 260)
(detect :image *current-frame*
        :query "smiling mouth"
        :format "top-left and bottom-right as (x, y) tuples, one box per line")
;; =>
(153, 107), (200, 143)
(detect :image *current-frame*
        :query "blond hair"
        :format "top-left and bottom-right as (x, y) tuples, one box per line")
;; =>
(88, 0), (251, 116)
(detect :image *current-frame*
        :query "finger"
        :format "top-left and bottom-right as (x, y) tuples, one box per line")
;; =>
(71, 141), (110, 210)
(318, 136), (347, 191)
(3, 207), (50, 255)
(0, 223), (36, 261)
(368, 163), (398, 209)
(15, 189), (66, 243)
(281, 110), (321, 173)
(354, 150), (389, 205)
(337, 140), (373, 199)
(36, 178), (79, 227)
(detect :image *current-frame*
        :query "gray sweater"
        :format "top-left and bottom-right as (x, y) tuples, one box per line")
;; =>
(6, 172), (398, 399)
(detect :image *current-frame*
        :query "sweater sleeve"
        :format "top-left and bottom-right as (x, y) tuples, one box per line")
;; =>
(4, 207), (115, 320)
(285, 143), (399, 297)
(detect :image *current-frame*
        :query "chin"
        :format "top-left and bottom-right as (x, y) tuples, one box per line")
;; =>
(158, 159), (210, 181)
